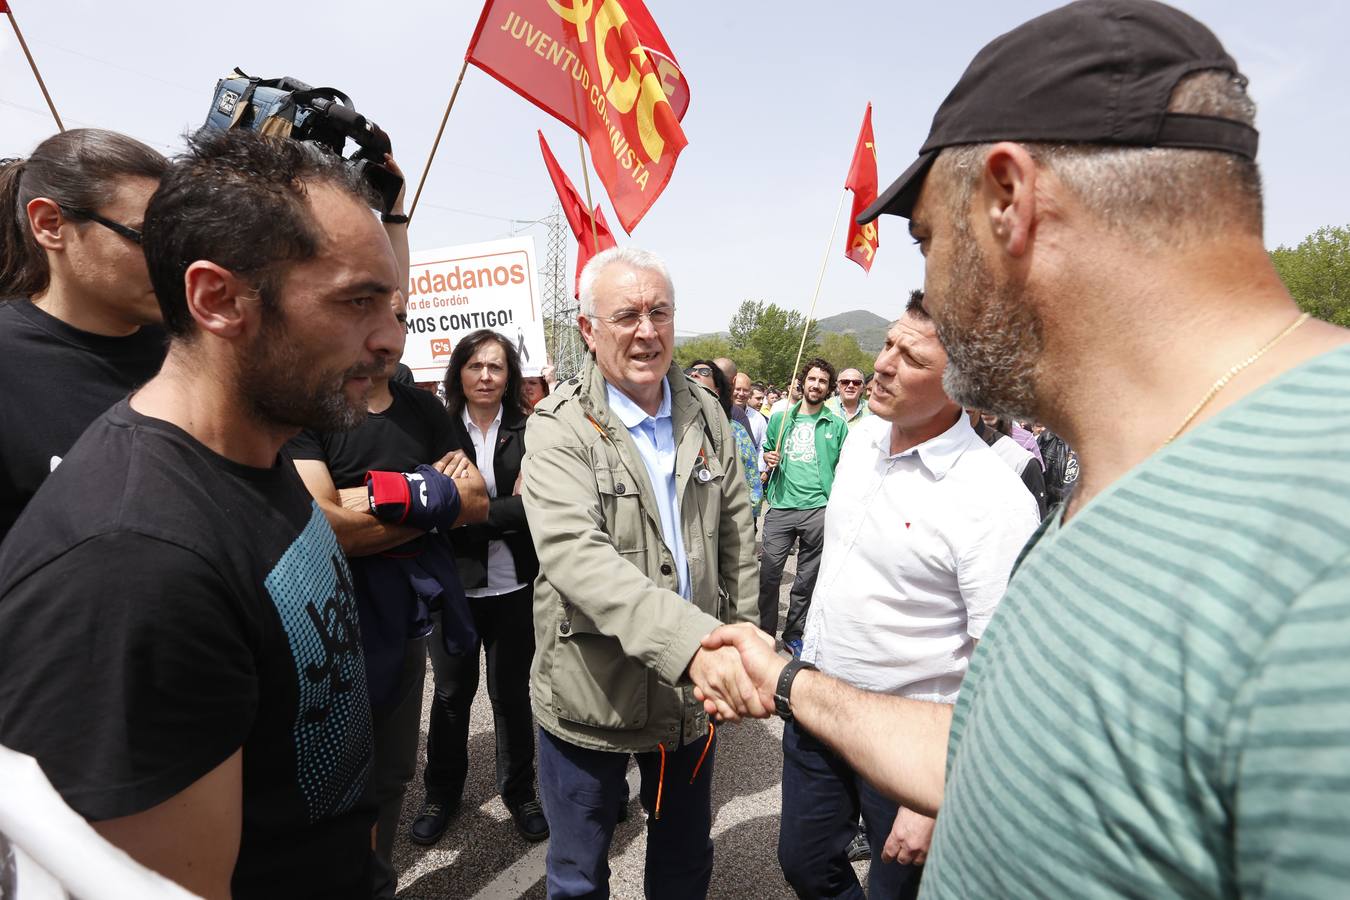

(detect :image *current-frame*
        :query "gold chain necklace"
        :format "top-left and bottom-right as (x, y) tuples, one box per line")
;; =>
(1163, 311), (1312, 446)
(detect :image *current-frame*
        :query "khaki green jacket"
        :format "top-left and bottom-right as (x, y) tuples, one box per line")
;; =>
(522, 359), (758, 752)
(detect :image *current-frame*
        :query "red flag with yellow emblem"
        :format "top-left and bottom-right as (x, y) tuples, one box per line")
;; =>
(844, 103), (879, 273)
(538, 131), (618, 298)
(466, 0), (689, 234)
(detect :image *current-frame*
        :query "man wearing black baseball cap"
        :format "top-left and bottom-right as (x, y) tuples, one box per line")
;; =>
(699, 1), (1350, 896)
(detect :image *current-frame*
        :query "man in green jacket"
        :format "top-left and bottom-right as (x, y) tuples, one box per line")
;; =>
(759, 358), (848, 654)
(522, 247), (759, 899)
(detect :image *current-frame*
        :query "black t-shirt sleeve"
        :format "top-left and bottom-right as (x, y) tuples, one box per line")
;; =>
(0, 532), (258, 821)
(285, 428), (327, 462)
(407, 386), (457, 457)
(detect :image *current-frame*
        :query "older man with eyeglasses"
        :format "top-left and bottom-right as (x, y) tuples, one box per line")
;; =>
(520, 246), (760, 898)
(825, 367), (871, 430)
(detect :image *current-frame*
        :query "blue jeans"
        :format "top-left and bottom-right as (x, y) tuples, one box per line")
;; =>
(779, 720), (922, 899)
(537, 727), (716, 899)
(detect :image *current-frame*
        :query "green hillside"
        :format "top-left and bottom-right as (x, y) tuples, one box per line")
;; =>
(814, 310), (890, 353)
(676, 309), (889, 353)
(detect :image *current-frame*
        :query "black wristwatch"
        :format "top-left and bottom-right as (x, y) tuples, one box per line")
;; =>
(381, 212), (410, 224)
(774, 657), (816, 721)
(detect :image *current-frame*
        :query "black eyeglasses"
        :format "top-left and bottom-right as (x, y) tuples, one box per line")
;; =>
(59, 205), (143, 245)
(685, 365), (714, 377)
(838, 379), (863, 387)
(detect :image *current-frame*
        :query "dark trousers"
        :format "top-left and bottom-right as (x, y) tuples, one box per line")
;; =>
(367, 636), (428, 899)
(778, 720), (922, 900)
(424, 586), (537, 807)
(537, 727), (716, 900)
(757, 506), (826, 641)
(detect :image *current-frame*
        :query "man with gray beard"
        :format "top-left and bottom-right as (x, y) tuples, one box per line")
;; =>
(698, 1), (1350, 896)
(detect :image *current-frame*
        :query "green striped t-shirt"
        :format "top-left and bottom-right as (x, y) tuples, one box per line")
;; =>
(927, 344), (1350, 899)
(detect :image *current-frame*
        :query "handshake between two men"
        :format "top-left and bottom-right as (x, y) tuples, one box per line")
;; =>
(685, 622), (950, 870)
(686, 623), (784, 722)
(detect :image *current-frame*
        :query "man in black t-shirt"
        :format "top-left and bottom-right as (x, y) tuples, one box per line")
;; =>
(0, 130), (168, 544)
(288, 287), (488, 898)
(0, 131), (407, 899)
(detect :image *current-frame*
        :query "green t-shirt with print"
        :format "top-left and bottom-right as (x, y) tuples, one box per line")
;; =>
(767, 409), (828, 510)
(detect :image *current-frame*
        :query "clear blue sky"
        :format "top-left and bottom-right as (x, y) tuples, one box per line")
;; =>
(3, 0), (1346, 336)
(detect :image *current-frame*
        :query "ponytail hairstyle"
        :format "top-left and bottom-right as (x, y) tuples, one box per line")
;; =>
(0, 129), (167, 298)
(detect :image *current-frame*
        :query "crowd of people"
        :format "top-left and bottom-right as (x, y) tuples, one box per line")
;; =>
(2, 1), (1349, 899)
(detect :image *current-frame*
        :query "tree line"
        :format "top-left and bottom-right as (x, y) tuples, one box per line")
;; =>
(674, 300), (875, 386)
(1271, 224), (1350, 326)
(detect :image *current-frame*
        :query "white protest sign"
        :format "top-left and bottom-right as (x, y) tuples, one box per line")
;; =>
(402, 236), (548, 381)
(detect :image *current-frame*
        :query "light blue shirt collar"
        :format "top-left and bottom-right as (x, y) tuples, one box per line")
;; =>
(606, 379), (672, 430)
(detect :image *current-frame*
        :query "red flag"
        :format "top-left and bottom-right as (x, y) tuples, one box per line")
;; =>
(466, 0), (689, 234)
(0, 3), (9, 14)
(844, 103), (879, 273)
(538, 132), (617, 299)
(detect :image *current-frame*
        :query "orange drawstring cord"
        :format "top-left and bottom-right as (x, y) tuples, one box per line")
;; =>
(654, 723), (715, 822)
(690, 721), (715, 784)
(654, 743), (667, 820)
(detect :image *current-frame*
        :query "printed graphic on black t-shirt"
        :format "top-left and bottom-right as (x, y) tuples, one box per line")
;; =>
(0, 401), (372, 899)
(0, 300), (165, 544)
(263, 506), (372, 825)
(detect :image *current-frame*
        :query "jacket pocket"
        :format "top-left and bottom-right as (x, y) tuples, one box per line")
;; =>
(595, 465), (648, 554)
(550, 606), (649, 731)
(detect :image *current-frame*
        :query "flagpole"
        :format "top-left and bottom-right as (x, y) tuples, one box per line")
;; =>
(7, 7), (64, 132)
(575, 132), (601, 249)
(408, 57), (470, 223)
(769, 188), (849, 464)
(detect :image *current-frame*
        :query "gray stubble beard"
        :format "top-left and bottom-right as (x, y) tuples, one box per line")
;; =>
(934, 215), (1045, 423)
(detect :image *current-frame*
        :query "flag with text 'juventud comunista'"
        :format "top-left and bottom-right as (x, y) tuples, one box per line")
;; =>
(844, 103), (879, 273)
(465, 0), (689, 234)
(538, 131), (618, 299)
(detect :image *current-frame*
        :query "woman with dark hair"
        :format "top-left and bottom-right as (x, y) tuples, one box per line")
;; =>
(412, 329), (548, 845)
(685, 359), (763, 518)
(0, 129), (168, 543)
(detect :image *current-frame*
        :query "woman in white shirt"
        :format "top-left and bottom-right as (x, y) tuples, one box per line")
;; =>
(410, 330), (547, 846)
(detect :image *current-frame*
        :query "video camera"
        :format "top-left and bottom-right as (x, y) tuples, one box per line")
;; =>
(203, 68), (403, 215)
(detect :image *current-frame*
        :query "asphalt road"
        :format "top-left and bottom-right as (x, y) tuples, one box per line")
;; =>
(391, 553), (872, 899)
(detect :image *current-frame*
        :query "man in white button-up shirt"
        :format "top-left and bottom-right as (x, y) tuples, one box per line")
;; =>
(779, 292), (1038, 900)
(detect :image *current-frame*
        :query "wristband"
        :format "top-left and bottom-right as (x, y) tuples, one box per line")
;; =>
(365, 464), (461, 532)
(381, 213), (410, 224)
(774, 657), (816, 721)
(366, 470), (412, 524)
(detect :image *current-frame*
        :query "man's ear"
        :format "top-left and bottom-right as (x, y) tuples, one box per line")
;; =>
(979, 142), (1040, 259)
(183, 262), (260, 339)
(578, 313), (597, 353)
(26, 197), (67, 252)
